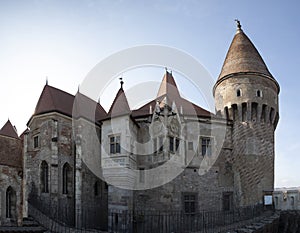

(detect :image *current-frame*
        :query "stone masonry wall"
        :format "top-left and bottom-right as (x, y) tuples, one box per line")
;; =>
(0, 135), (23, 226)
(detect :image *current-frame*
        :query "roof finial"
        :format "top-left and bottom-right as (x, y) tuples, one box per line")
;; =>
(119, 77), (124, 88)
(46, 76), (48, 85)
(78, 85), (80, 93)
(235, 19), (242, 30)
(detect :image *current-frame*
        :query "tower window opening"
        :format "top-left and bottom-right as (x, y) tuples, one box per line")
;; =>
(237, 89), (241, 97)
(256, 90), (262, 97)
(242, 103), (247, 122)
(261, 104), (267, 123)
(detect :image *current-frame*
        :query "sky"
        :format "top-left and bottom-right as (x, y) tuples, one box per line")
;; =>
(0, 0), (299, 188)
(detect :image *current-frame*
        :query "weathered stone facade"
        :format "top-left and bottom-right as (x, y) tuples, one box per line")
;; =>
(0, 121), (23, 226)
(0, 23), (280, 231)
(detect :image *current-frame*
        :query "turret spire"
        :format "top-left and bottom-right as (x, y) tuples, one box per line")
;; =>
(119, 77), (124, 88)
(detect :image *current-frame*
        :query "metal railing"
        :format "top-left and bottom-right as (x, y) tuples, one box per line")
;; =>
(109, 205), (271, 233)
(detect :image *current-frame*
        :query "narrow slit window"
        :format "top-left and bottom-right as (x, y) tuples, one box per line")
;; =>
(237, 89), (241, 97)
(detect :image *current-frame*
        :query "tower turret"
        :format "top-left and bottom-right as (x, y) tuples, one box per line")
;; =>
(213, 21), (280, 206)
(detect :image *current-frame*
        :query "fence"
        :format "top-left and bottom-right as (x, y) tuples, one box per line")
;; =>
(109, 205), (272, 233)
(28, 195), (107, 232)
(28, 197), (272, 233)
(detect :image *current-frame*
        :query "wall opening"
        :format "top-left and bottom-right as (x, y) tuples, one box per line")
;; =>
(6, 186), (16, 219)
(41, 161), (49, 193)
(269, 107), (275, 124)
(261, 104), (267, 123)
(232, 104), (238, 121)
(62, 163), (73, 195)
(242, 103), (247, 122)
(251, 102), (258, 122)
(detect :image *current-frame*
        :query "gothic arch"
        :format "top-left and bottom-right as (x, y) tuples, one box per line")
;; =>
(40, 161), (49, 193)
(62, 162), (73, 195)
(6, 186), (16, 219)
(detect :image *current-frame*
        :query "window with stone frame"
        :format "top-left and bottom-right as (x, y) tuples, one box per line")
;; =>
(182, 193), (197, 214)
(33, 135), (39, 148)
(62, 163), (72, 195)
(6, 186), (16, 219)
(169, 136), (180, 153)
(41, 161), (49, 193)
(201, 137), (212, 156)
(109, 135), (121, 154)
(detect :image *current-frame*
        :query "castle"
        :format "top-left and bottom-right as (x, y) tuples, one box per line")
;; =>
(0, 22), (279, 231)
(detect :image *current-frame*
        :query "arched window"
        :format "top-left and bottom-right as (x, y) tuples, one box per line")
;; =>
(6, 186), (16, 219)
(256, 90), (262, 97)
(41, 161), (49, 193)
(237, 89), (241, 97)
(63, 163), (72, 195)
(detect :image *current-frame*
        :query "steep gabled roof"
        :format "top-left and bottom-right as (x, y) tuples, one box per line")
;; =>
(0, 120), (19, 139)
(218, 25), (274, 81)
(73, 92), (107, 122)
(157, 71), (180, 98)
(28, 84), (107, 125)
(132, 71), (212, 118)
(33, 84), (74, 117)
(107, 85), (131, 118)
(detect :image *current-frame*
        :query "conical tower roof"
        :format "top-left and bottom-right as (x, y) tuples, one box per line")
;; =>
(0, 120), (19, 139)
(107, 80), (131, 118)
(157, 70), (180, 99)
(218, 22), (274, 81)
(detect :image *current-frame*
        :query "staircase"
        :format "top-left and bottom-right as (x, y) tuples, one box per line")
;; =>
(0, 217), (46, 233)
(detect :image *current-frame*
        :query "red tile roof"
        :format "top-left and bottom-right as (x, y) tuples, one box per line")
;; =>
(28, 84), (107, 125)
(0, 120), (19, 139)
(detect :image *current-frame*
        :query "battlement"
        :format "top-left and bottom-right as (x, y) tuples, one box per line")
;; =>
(222, 101), (279, 129)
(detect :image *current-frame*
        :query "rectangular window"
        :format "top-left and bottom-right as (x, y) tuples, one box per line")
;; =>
(139, 168), (145, 183)
(169, 136), (174, 152)
(110, 135), (120, 154)
(169, 137), (180, 153)
(159, 136), (164, 153)
(223, 192), (233, 211)
(153, 138), (157, 155)
(183, 193), (197, 214)
(175, 138), (180, 151)
(34, 135), (39, 148)
(188, 141), (193, 150)
(201, 137), (212, 156)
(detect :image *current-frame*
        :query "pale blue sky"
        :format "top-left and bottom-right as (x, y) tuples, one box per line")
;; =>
(0, 0), (299, 187)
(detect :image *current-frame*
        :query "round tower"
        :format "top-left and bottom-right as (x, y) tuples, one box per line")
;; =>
(213, 21), (280, 207)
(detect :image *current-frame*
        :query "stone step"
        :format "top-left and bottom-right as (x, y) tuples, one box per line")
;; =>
(0, 226), (46, 233)
(0, 217), (46, 233)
